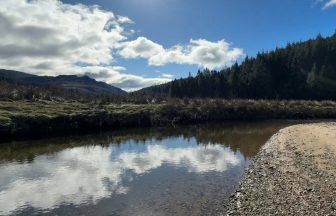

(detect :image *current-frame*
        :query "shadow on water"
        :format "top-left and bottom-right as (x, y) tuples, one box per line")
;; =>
(0, 120), (321, 216)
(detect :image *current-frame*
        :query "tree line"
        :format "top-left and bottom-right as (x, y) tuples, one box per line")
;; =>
(137, 33), (336, 100)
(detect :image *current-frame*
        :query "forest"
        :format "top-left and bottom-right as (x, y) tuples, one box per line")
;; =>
(137, 33), (336, 100)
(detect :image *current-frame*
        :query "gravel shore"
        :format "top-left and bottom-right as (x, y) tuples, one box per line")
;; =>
(226, 122), (336, 215)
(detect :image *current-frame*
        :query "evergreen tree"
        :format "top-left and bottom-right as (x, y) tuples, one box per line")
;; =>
(138, 33), (336, 100)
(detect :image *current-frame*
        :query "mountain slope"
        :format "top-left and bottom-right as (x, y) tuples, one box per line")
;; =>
(136, 33), (336, 100)
(0, 69), (126, 95)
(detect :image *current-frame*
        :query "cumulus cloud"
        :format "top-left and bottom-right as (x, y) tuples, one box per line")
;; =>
(118, 37), (164, 58)
(0, 0), (243, 90)
(0, 0), (125, 65)
(0, 0), (170, 91)
(119, 37), (244, 69)
(82, 66), (171, 91)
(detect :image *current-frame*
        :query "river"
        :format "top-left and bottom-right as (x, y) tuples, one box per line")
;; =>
(0, 120), (304, 216)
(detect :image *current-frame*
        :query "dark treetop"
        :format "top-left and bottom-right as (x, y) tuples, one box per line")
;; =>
(136, 33), (336, 100)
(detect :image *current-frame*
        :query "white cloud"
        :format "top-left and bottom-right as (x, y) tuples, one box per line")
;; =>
(0, 0), (170, 91)
(0, 0), (243, 90)
(323, 0), (336, 8)
(316, 0), (336, 9)
(161, 73), (174, 78)
(0, 0), (124, 65)
(119, 37), (244, 69)
(82, 66), (171, 91)
(0, 144), (242, 215)
(118, 37), (164, 59)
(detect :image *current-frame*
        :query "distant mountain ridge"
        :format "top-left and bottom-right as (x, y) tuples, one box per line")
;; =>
(0, 69), (126, 95)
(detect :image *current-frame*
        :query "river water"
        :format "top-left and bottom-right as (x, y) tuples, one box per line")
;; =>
(0, 121), (302, 216)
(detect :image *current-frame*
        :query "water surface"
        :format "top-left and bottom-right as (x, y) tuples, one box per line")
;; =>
(0, 121), (301, 216)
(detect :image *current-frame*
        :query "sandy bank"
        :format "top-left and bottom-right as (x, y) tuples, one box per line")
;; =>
(227, 122), (336, 215)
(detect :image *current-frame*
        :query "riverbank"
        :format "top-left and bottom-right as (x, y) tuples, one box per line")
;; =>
(227, 122), (336, 215)
(0, 100), (336, 140)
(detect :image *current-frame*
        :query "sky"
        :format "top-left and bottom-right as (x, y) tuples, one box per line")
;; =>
(0, 0), (335, 91)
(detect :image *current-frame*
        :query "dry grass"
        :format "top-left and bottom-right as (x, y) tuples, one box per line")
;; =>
(0, 99), (335, 139)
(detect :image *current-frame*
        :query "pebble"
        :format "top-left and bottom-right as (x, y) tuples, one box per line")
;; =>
(226, 123), (336, 215)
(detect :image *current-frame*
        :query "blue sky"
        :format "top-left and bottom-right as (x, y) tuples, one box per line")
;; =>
(1, 0), (336, 90)
(65, 0), (336, 78)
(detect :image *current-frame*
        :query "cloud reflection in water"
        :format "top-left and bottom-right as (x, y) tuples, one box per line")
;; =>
(0, 140), (242, 215)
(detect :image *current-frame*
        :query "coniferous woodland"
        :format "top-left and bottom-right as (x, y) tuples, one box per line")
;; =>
(137, 33), (336, 100)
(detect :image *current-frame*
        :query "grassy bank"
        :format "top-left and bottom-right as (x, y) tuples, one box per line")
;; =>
(0, 99), (335, 140)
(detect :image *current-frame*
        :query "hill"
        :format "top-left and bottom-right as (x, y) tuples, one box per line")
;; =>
(136, 33), (336, 100)
(0, 69), (126, 96)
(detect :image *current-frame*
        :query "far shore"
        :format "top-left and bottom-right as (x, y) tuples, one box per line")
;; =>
(227, 122), (336, 215)
(0, 99), (336, 141)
